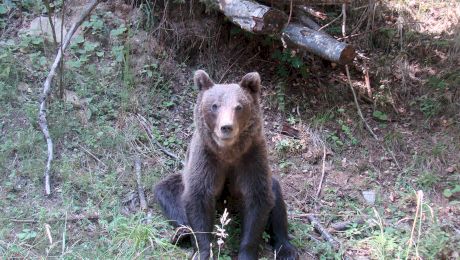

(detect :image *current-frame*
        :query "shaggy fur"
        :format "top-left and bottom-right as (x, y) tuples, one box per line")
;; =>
(154, 70), (298, 260)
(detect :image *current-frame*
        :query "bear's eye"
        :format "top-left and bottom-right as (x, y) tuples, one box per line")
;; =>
(211, 104), (218, 112)
(235, 105), (243, 111)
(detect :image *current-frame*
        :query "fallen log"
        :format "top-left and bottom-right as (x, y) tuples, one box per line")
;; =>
(297, 13), (321, 30)
(257, 0), (350, 6)
(217, 0), (288, 34)
(282, 23), (355, 64)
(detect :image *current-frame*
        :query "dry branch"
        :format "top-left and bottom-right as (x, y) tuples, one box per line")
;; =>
(282, 23), (355, 64)
(307, 215), (341, 250)
(9, 212), (103, 223)
(297, 5), (327, 20)
(134, 156), (148, 211)
(136, 114), (184, 166)
(315, 145), (327, 199)
(39, 0), (101, 195)
(330, 218), (365, 232)
(217, 0), (288, 34)
(297, 13), (321, 30)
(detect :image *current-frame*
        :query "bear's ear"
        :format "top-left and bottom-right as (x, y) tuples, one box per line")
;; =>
(194, 70), (214, 91)
(240, 72), (261, 94)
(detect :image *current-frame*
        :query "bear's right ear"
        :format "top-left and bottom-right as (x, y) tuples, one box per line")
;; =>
(194, 70), (214, 91)
(240, 72), (261, 95)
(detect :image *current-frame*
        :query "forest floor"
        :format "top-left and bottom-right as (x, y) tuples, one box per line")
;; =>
(0, 0), (459, 259)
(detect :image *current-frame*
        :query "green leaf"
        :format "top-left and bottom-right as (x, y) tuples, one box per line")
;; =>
(67, 59), (82, 68)
(110, 26), (127, 37)
(443, 188), (453, 198)
(290, 56), (303, 68)
(31, 37), (44, 45)
(73, 35), (85, 44)
(0, 5), (8, 15)
(373, 110), (388, 121)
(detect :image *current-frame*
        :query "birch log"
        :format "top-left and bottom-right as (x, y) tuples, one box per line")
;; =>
(257, 0), (350, 5)
(282, 23), (355, 64)
(217, 0), (288, 34)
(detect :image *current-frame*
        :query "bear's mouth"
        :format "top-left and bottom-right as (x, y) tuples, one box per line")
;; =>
(213, 133), (236, 147)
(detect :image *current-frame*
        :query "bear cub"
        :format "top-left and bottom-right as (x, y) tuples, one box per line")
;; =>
(154, 70), (298, 260)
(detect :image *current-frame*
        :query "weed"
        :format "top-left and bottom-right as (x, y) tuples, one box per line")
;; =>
(311, 110), (335, 128)
(416, 171), (440, 189)
(272, 49), (308, 78)
(372, 110), (388, 121)
(275, 138), (303, 155)
(275, 82), (286, 112)
(427, 76), (448, 90)
(418, 95), (440, 118)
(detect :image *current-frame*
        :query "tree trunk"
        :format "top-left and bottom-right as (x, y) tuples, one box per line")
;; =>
(217, 0), (288, 34)
(282, 23), (355, 64)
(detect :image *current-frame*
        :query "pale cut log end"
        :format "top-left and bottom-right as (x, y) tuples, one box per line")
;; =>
(256, 9), (288, 34)
(339, 44), (355, 64)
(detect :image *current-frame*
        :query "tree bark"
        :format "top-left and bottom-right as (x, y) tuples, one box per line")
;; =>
(282, 23), (355, 64)
(217, 0), (288, 34)
(257, 0), (350, 6)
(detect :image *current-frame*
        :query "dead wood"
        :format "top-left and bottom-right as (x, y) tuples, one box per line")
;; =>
(307, 214), (341, 250)
(9, 213), (103, 224)
(39, 0), (101, 196)
(282, 23), (356, 64)
(217, 0), (288, 34)
(330, 218), (365, 232)
(297, 5), (327, 20)
(297, 13), (321, 30)
(257, 0), (351, 6)
(135, 114), (184, 166)
(134, 156), (148, 211)
(315, 145), (327, 199)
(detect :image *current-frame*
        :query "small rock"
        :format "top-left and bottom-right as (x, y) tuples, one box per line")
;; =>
(22, 16), (68, 43)
(362, 190), (376, 205)
(341, 158), (347, 167)
(446, 165), (456, 173)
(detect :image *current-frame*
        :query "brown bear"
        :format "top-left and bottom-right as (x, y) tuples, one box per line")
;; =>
(154, 70), (298, 260)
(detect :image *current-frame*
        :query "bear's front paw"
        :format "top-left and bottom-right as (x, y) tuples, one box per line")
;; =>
(275, 241), (298, 260)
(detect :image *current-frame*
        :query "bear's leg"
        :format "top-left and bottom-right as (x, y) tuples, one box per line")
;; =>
(154, 174), (188, 227)
(183, 190), (217, 260)
(236, 159), (275, 259)
(182, 161), (224, 260)
(267, 178), (298, 260)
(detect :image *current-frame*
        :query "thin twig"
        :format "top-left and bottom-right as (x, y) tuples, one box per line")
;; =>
(59, 0), (66, 99)
(405, 190), (423, 259)
(39, 0), (101, 196)
(341, 3), (346, 38)
(62, 211), (67, 254)
(135, 114), (184, 165)
(340, 4), (378, 141)
(315, 145), (327, 199)
(135, 156), (148, 211)
(78, 144), (107, 168)
(318, 13), (342, 31)
(43, 0), (58, 49)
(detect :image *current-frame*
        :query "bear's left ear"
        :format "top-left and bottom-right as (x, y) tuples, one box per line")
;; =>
(240, 72), (261, 94)
(194, 70), (214, 91)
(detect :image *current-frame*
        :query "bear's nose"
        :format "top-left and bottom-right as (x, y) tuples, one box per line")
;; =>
(220, 125), (234, 134)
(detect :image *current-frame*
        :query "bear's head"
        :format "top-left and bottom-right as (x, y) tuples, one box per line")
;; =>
(194, 70), (261, 149)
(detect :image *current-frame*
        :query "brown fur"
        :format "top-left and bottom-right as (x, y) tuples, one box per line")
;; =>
(154, 70), (298, 260)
